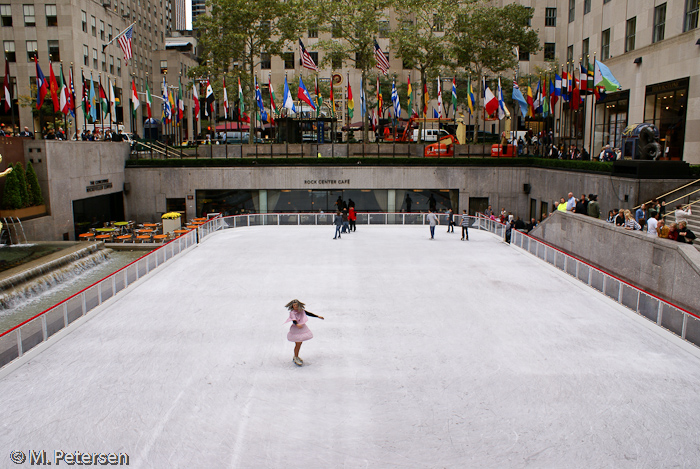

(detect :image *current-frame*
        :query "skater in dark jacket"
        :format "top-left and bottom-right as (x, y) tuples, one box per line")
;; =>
(285, 299), (324, 366)
(333, 211), (343, 239)
(460, 210), (469, 240)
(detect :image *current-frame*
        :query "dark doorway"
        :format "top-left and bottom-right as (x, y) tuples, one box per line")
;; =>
(72, 192), (125, 237)
(468, 197), (489, 216)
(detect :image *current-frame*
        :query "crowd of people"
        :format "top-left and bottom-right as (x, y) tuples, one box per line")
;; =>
(332, 196), (356, 240)
(605, 201), (695, 244)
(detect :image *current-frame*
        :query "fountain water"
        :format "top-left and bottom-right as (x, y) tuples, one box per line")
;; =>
(1, 217), (14, 245)
(14, 217), (28, 244)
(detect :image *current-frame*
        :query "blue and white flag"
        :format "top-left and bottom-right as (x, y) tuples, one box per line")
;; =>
(283, 76), (296, 113)
(360, 78), (366, 119)
(512, 80), (528, 117)
(162, 78), (170, 120)
(255, 77), (268, 123)
(433, 108), (439, 118)
(391, 79), (401, 119)
(88, 73), (96, 122)
(497, 77), (508, 120)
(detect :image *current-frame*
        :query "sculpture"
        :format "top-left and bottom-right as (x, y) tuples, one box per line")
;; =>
(639, 125), (662, 160)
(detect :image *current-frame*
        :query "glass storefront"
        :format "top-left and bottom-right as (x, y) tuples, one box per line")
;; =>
(594, 90), (629, 153)
(195, 189), (459, 216)
(643, 78), (688, 160)
(73, 192), (125, 237)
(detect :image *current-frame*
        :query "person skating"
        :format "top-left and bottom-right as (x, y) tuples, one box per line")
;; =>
(333, 211), (342, 239)
(348, 206), (357, 232)
(460, 210), (469, 240)
(427, 209), (439, 239)
(446, 208), (454, 233)
(284, 299), (324, 366)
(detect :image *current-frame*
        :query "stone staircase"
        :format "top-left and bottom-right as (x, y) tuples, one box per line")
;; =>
(665, 181), (700, 248)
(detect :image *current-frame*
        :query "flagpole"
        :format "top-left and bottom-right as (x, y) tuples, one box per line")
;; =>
(101, 21), (136, 52)
(588, 53), (596, 159)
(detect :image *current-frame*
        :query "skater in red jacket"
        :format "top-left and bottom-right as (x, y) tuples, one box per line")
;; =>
(284, 299), (324, 366)
(348, 207), (357, 232)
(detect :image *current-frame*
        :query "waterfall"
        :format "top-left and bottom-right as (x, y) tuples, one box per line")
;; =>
(14, 217), (28, 244)
(0, 248), (113, 311)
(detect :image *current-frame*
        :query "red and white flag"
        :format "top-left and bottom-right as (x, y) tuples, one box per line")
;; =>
(117, 24), (134, 62)
(374, 40), (390, 75)
(2, 59), (11, 113)
(223, 76), (229, 119)
(299, 39), (318, 71)
(192, 82), (199, 121)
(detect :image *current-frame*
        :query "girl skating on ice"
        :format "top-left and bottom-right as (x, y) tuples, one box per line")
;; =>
(284, 299), (324, 366)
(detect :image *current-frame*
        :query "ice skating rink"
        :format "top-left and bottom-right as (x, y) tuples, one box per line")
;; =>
(1, 225), (700, 468)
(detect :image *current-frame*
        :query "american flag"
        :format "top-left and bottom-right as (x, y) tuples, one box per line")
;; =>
(299, 39), (318, 71)
(513, 79), (520, 89)
(374, 40), (390, 75)
(117, 24), (134, 62)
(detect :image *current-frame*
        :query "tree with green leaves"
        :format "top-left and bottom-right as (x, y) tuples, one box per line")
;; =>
(26, 161), (43, 206)
(389, 0), (457, 112)
(1, 165), (22, 210)
(311, 0), (392, 141)
(193, 0), (304, 142)
(449, 1), (540, 141)
(12, 162), (29, 208)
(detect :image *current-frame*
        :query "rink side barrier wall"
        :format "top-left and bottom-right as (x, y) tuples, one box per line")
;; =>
(510, 228), (700, 349)
(1, 212), (694, 370)
(0, 229), (198, 369)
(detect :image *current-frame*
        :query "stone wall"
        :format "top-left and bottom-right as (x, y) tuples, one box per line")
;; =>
(530, 210), (700, 315)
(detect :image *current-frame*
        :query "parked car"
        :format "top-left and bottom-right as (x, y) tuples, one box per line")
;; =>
(219, 131), (263, 144)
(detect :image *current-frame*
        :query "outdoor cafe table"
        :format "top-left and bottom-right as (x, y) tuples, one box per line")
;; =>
(135, 229), (154, 234)
(94, 234), (112, 241)
(143, 223), (159, 228)
(114, 222), (129, 227)
(78, 233), (95, 240)
(192, 218), (207, 222)
(95, 228), (116, 233)
(173, 229), (190, 234)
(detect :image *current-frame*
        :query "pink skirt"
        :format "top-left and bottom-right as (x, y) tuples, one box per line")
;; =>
(288, 324), (313, 342)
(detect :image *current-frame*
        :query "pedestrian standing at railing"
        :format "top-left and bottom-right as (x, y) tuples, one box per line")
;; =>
(460, 210), (469, 241)
(674, 204), (692, 224)
(483, 205), (493, 218)
(446, 208), (454, 233)
(647, 212), (659, 237)
(427, 209), (439, 240)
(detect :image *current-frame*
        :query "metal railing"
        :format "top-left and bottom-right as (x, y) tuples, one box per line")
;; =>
(510, 229), (700, 349)
(0, 229), (198, 369)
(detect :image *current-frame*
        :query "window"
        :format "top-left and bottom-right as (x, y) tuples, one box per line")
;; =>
(601, 29), (610, 60)
(403, 58), (413, 69)
(525, 7), (532, 26)
(584, 0), (591, 14)
(378, 21), (389, 38)
(685, 0), (699, 31)
(160, 60), (167, 74)
(109, 55), (114, 74)
(4, 41), (15, 62)
(101, 52), (106, 71)
(308, 27), (317, 38)
(48, 40), (59, 61)
(92, 48), (97, 68)
(117, 58), (121, 76)
(433, 14), (444, 32)
(99, 20), (105, 40)
(23, 4), (35, 26)
(45, 5), (57, 26)
(260, 52), (270, 69)
(545, 8), (556, 27)
(283, 52), (294, 69)
(83, 45), (88, 65)
(544, 43), (556, 61)
(1, 5), (12, 26)
(332, 55), (342, 69)
(26, 40), (37, 61)
(331, 20), (341, 38)
(568, 0), (575, 23)
(604, 0), (611, 3)
(567, 45), (574, 62)
(91, 15), (96, 36)
(519, 49), (530, 61)
(653, 4), (666, 43)
(81, 11), (86, 32)
(582, 38), (589, 59)
(108, 24), (113, 41)
(625, 17), (636, 52)
(309, 51), (318, 66)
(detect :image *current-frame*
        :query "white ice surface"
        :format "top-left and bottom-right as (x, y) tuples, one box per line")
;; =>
(1, 225), (700, 468)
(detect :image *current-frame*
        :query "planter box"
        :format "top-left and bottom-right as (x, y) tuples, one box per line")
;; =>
(162, 217), (182, 234)
(0, 204), (46, 219)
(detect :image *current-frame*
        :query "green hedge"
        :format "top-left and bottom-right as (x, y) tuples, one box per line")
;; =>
(126, 157), (615, 173)
(1, 165), (22, 210)
(26, 162), (44, 206)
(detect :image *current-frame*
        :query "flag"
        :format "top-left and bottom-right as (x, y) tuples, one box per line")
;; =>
(178, 78), (184, 122)
(48, 62), (59, 112)
(347, 80), (354, 119)
(542, 79), (549, 117)
(526, 84), (534, 117)
(594, 59), (621, 92)
(255, 77), (268, 123)
(406, 76), (413, 117)
(237, 77), (245, 117)
(422, 80), (428, 117)
(67, 66), (75, 116)
(109, 79), (116, 122)
(580, 63), (588, 93)
(587, 60), (595, 93)
(360, 78), (366, 118)
(467, 77), (475, 115)
(329, 79), (336, 117)
(433, 108), (439, 118)
(81, 71), (89, 119)
(549, 78), (558, 107)
(58, 64), (68, 114)
(192, 82), (199, 121)
(561, 70), (569, 102)
(484, 83), (498, 116)
(131, 78), (139, 116)
(376, 77), (383, 114)
(33, 63), (49, 112)
(571, 78), (580, 111)
(391, 78), (401, 118)
(512, 80), (528, 116)
(162, 78), (169, 121)
(283, 76), (296, 113)
(554, 74), (562, 97)
(374, 40), (390, 75)
(371, 110), (378, 131)
(436, 77), (442, 118)
(451, 77), (457, 117)
(168, 88), (175, 122)
(222, 76), (228, 119)
(269, 75), (278, 121)
(145, 80), (152, 119)
(299, 39), (318, 71)
(497, 77), (508, 120)
(2, 59), (11, 113)
(594, 85), (606, 101)
(99, 79), (109, 117)
(117, 24), (134, 62)
(533, 80), (541, 114)
(298, 77), (315, 110)
(205, 79), (215, 116)
(314, 76), (322, 117)
(88, 73), (96, 122)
